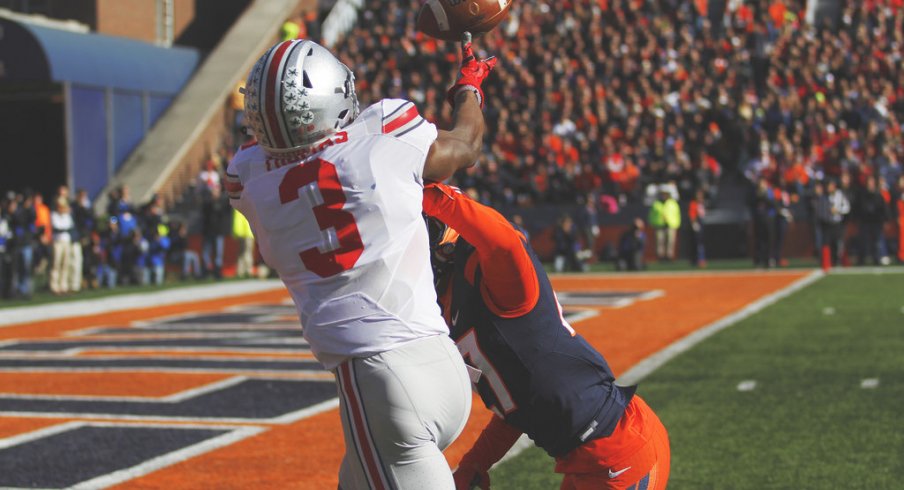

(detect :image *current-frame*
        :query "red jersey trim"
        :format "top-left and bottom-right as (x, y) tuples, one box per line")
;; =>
(382, 104), (419, 134)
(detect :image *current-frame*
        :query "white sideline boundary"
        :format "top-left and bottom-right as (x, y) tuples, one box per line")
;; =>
(493, 269), (825, 466)
(616, 269), (824, 386)
(0, 280), (285, 328)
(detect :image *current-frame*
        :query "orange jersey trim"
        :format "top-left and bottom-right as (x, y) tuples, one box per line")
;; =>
(423, 183), (539, 316)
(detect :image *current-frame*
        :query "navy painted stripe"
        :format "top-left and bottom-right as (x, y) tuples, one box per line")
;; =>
(0, 426), (227, 488)
(0, 379), (334, 419)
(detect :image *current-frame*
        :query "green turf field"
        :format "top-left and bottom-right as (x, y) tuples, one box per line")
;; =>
(490, 272), (904, 489)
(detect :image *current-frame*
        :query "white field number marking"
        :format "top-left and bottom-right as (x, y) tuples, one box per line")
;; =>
(737, 380), (757, 392)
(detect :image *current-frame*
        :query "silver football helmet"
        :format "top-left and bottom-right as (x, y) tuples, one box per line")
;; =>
(243, 39), (359, 156)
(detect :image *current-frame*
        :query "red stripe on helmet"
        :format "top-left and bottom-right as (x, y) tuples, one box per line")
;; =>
(264, 41), (294, 149)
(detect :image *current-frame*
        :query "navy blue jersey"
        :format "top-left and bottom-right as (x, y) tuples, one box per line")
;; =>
(443, 237), (634, 458)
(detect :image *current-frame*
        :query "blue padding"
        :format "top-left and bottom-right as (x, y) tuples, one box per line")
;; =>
(20, 21), (198, 94)
(148, 95), (173, 125)
(112, 91), (145, 170)
(70, 86), (109, 199)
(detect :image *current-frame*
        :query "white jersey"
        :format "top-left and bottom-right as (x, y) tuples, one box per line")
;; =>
(227, 99), (447, 370)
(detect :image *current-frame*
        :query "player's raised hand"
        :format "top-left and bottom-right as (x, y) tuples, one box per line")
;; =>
(447, 31), (497, 108)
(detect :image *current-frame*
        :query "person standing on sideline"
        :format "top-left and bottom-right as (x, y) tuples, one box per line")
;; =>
(200, 185), (231, 279)
(49, 199), (74, 295)
(815, 179), (850, 266)
(617, 217), (647, 271)
(227, 35), (496, 488)
(853, 175), (889, 266)
(232, 207), (255, 278)
(751, 177), (776, 268)
(423, 182), (670, 490)
(897, 176), (904, 263)
(688, 189), (707, 267)
(10, 193), (36, 299)
(648, 187), (681, 261)
(32, 192), (52, 282)
(553, 215), (582, 272)
(70, 188), (94, 293)
(0, 198), (11, 298)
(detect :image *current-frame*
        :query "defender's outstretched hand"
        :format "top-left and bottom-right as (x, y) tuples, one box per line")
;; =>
(447, 31), (497, 108)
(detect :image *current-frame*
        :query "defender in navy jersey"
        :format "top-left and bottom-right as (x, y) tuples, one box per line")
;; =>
(423, 182), (670, 490)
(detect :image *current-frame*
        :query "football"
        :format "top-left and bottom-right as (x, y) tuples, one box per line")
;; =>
(416, 0), (513, 42)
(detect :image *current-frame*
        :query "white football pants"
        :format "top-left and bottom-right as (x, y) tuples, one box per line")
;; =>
(336, 334), (471, 490)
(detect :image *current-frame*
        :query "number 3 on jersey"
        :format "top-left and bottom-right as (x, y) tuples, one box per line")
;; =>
(279, 158), (364, 277)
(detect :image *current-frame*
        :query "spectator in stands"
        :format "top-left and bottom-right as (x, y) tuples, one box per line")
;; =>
(280, 15), (303, 42)
(197, 159), (221, 196)
(200, 185), (231, 279)
(0, 197), (10, 298)
(320, 0), (903, 276)
(100, 217), (123, 288)
(510, 213), (530, 241)
(32, 192), (51, 281)
(617, 217), (647, 272)
(83, 230), (102, 290)
(119, 228), (146, 286)
(49, 199), (74, 295)
(688, 189), (707, 268)
(168, 221), (202, 280)
(896, 175), (904, 264)
(807, 180), (826, 258)
(576, 195), (600, 261)
(107, 184), (135, 218)
(146, 224), (171, 286)
(140, 194), (167, 236)
(853, 175), (890, 266)
(772, 178), (792, 267)
(230, 81), (247, 148)
(553, 214), (583, 272)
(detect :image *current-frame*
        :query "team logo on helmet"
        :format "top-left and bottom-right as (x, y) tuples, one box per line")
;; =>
(243, 39), (359, 157)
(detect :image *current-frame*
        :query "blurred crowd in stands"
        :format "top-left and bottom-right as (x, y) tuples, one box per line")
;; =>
(3, 0), (904, 300)
(331, 0), (904, 267)
(0, 171), (259, 301)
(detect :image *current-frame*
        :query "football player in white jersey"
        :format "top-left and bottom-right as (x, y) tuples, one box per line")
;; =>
(227, 35), (497, 489)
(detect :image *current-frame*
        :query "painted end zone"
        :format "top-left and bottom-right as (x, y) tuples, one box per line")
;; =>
(0, 272), (811, 488)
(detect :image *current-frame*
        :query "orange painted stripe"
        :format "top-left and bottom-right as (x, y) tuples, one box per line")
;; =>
(7, 271), (808, 489)
(0, 418), (64, 439)
(72, 350), (314, 360)
(0, 289), (290, 341)
(0, 372), (229, 397)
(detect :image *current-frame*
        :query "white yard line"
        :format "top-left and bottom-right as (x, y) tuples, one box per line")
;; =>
(0, 280), (285, 328)
(616, 270), (824, 386)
